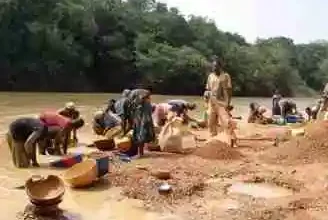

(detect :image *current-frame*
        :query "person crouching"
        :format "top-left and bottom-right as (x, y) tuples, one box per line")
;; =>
(92, 110), (122, 136)
(39, 111), (84, 155)
(248, 102), (272, 124)
(7, 117), (48, 168)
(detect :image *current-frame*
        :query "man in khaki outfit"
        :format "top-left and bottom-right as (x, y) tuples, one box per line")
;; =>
(205, 59), (236, 146)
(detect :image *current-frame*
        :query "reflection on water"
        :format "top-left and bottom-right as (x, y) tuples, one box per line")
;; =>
(0, 92), (315, 219)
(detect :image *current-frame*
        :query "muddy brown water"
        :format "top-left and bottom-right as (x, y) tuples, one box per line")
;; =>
(0, 93), (315, 219)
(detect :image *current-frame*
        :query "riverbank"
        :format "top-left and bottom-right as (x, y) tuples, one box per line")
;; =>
(1, 121), (327, 220)
(0, 93), (325, 219)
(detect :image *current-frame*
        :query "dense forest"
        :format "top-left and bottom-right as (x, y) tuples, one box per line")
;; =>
(1, 0), (328, 96)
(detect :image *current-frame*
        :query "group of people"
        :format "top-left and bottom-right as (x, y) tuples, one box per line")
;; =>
(94, 57), (238, 152)
(11, 56), (328, 169)
(247, 90), (325, 125)
(7, 103), (84, 168)
(93, 89), (200, 155)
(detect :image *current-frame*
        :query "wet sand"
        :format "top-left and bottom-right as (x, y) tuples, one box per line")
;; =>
(0, 93), (325, 220)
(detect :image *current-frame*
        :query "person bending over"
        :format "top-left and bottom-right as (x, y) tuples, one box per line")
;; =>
(305, 99), (322, 121)
(39, 111), (84, 155)
(7, 117), (48, 168)
(167, 99), (197, 124)
(279, 99), (297, 120)
(248, 102), (272, 124)
(152, 103), (173, 127)
(92, 110), (122, 136)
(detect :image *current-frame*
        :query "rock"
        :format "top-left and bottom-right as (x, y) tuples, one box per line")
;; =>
(151, 170), (171, 180)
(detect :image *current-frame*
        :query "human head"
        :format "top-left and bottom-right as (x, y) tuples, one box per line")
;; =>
(249, 102), (260, 112)
(122, 89), (131, 98)
(186, 102), (197, 111)
(141, 89), (152, 102)
(305, 107), (311, 115)
(108, 99), (116, 112)
(109, 99), (116, 105)
(214, 58), (224, 75)
(65, 102), (75, 110)
(70, 118), (85, 130)
(94, 110), (104, 119)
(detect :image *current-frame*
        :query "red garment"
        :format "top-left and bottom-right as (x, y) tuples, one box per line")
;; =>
(40, 111), (71, 128)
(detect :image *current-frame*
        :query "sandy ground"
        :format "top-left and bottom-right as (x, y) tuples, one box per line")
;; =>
(2, 120), (328, 220)
(104, 122), (328, 220)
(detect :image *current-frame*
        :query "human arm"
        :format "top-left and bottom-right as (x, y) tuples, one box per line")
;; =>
(24, 129), (43, 166)
(281, 103), (287, 119)
(72, 129), (77, 141)
(205, 73), (212, 91)
(224, 73), (232, 107)
(122, 100), (131, 135)
(61, 129), (70, 155)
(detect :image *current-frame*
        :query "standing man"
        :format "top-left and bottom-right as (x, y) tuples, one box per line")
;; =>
(205, 58), (236, 147)
(319, 83), (328, 120)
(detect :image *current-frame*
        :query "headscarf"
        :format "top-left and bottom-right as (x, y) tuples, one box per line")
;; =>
(94, 110), (104, 119)
(129, 89), (150, 106)
(122, 89), (131, 98)
(65, 102), (75, 110)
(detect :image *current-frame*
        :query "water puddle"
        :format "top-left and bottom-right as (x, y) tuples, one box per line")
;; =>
(228, 182), (292, 198)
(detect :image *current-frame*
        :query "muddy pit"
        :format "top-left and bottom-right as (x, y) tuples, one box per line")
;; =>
(2, 122), (328, 220)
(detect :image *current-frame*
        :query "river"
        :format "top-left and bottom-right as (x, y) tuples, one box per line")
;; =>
(0, 92), (317, 220)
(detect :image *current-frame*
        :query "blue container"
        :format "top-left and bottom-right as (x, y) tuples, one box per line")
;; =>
(94, 155), (109, 177)
(286, 115), (298, 123)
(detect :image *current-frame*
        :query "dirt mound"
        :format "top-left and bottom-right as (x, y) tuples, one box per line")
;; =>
(109, 156), (221, 210)
(261, 121), (328, 165)
(304, 121), (328, 140)
(193, 139), (243, 160)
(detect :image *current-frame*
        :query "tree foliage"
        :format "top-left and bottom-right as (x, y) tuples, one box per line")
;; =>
(0, 0), (327, 96)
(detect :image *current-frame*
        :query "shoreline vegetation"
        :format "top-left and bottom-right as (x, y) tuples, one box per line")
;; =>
(0, 0), (327, 97)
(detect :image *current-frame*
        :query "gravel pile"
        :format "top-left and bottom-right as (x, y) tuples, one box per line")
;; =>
(261, 121), (328, 165)
(109, 156), (221, 210)
(193, 139), (243, 160)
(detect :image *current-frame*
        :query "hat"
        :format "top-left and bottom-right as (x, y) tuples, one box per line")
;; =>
(94, 110), (104, 117)
(65, 102), (75, 109)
